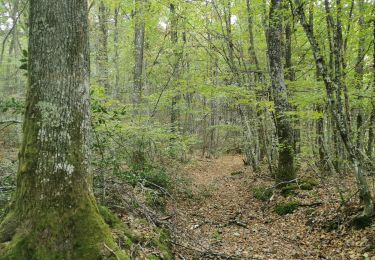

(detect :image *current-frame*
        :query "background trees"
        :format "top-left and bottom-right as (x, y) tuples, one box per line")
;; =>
(0, 0), (374, 256)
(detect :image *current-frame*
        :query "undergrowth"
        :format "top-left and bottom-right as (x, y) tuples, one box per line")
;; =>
(252, 186), (273, 201)
(275, 201), (300, 215)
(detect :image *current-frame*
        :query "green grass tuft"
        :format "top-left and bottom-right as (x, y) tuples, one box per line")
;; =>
(275, 201), (300, 215)
(252, 187), (273, 201)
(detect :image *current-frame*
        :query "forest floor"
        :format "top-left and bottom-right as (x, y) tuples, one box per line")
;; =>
(167, 155), (375, 259)
(2, 135), (375, 259)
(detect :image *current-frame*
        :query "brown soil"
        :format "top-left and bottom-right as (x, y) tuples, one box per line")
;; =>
(167, 155), (375, 259)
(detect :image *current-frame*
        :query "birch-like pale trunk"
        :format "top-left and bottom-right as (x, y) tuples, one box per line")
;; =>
(294, 0), (374, 217)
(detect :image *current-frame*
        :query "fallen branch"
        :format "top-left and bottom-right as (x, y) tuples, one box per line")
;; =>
(273, 178), (298, 189)
(171, 241), (241, 260)
(0, 120), (22, 132)
(227, 219), (248, 228)
(0, 120), (22, 124)
(103, 243), (120, 260)
(299, 202), (323, 207)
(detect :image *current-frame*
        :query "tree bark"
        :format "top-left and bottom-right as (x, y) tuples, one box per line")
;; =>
(113, 6), (121, 97)
(0, 0), (122, 258)
(97, 1), (109, 90)
(294, 0), (374, 217)
(368, 16), (375, 158)
(268, 0), (295, 182)
(133, 0), (146, 111)
(354, 0), (365, 150)
(170, 3), (180, 135)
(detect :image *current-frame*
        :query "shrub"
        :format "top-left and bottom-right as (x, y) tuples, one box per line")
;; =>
(300, 179), (318, 190)
(252, 187), (273, 201)
(118, 165), (171, 191)
(281, 184), (299, 197)
(275, 201), (300, 215)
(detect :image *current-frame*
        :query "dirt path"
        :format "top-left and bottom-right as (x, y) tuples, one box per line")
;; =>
(167, 155), (373, 259)
(167, 155), (300, 259)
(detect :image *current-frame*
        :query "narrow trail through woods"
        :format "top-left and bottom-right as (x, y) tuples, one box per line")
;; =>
(167, 155), (303, 259)
(166, 155), (369, 259)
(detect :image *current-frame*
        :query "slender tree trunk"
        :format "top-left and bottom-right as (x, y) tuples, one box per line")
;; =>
(268, 0), (295, 182)
(368, 17), (375, 158)
(114, 7), (121, 97)
(0, 0), (122, 258)
(294, 1), (374, 217)
(97, 1), (109, 89)
(246, 0), (260, 72)
(133, 0), (146, 111)
(355, 0), (365, 150)
(170, 3), (180, 136)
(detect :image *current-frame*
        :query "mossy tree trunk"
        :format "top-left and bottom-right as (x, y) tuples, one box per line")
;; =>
(0, 0), (123, 258)
(294, 0), (374, 218)
(267, 0), (295, 182)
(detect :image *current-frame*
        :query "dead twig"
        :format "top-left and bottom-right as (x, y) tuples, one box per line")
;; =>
(171, 241), (241, 260)
(103, 243), (120, 260)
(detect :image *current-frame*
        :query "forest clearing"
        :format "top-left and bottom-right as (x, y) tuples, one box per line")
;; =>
(1, 0), (375, 258)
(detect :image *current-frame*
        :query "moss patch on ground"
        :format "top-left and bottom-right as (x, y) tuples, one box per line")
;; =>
(275, 201), (300, 215)
(252, 186), (273, 201)
(281, 184), (299, 197)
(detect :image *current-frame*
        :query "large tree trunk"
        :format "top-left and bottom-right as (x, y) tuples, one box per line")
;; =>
(268, 0), (295, 182)
(0, 0), (122, 258)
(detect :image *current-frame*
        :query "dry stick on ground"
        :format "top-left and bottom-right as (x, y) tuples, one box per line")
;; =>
(103, 243), (120, 260)
(0, 120), (22, 132)
(171, 241), (241, 260)
(272, 178), (298, 189)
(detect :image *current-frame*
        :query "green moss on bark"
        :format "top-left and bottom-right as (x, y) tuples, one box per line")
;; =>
(0, 198), (127, 259)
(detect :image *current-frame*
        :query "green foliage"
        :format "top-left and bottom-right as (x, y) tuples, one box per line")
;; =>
(281, 179), (318, 196)
(281, 184), (299, 197)
(301, 178), (318, 187)
(143, 228), (173, 260)
(118, 165), (171, 191)
(211, 231), (223, 241)
(0, 98), (24, 114)
(230, 170), (243, 176)
(91, 86), (197, 171)
(252, 186), (273, 201)
(299, 179), (318, 190)
(275, 201), (300, 216)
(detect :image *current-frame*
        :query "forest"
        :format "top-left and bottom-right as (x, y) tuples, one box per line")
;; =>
(0, 0), (375, 258)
